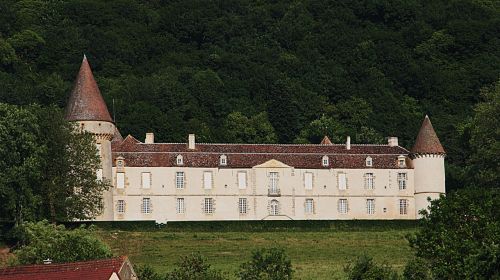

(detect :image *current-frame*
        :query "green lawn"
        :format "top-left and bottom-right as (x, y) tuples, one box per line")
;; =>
(98, 226), (416, 279)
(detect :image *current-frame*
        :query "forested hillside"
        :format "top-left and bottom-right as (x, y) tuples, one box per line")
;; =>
(0, 0), (498, 190)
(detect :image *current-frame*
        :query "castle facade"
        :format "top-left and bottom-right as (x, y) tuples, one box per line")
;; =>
(65, 57), (446, 222)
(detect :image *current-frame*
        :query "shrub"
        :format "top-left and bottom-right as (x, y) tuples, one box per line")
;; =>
(237, 247), (293, 280)
(165, 253), (226, 280)
(10, 220), (112, 265)
(344, 255), (399, 280)
(402, 258), (432, 280)
(135, 264), (164, 280)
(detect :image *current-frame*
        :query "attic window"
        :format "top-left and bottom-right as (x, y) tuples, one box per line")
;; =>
(220, 155), (227, 166)
(366, 156), (373, 167)
(176, 155), (184, 166)
(398, 155), (406, 168)
(322, 156), (329, 167)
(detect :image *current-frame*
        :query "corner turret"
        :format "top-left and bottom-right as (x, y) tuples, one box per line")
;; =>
(65, 55), (115, 221)
(410, 115), (446, 217)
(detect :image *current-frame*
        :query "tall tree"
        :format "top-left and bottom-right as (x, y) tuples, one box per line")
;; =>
(35, 106), (111, 222)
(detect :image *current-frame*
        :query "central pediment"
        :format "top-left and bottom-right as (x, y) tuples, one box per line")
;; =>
(253, 159), (291, 168)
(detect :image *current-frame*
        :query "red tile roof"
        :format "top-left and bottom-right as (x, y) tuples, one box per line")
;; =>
(0, 256), (127, 280)
(112, 137), (410, 169)
(411, 115), (445, 155)
(65, 55), (113, 123)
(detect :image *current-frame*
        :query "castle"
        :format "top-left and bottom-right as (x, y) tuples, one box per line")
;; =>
(65, 56), (446, 221)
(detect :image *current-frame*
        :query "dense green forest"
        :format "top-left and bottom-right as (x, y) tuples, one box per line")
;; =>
(0, 0), (498, 190)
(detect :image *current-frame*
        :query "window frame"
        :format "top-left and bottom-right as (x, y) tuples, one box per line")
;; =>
(117, 200), (125, 214)
(365, 173), (374, 190)
(399, 199), (408, 215)
(270, 199), (280, 216)
(305, 198), (314, 214)
(365, 156), (373, 167)
(304, 172), (313, 190)
(141, 172), (151, 189)
(366, 199), (375, 215)
(176, 154), (184, 166)
(269, 172), (279, 194)
(219, 155), (227, 166)
(176, 198), (185, 214)
(142, 198), (151, 214)
(238, 198), (248, 214)
(338, 199), (348, 214)
(203, 171), (213, 190)
(322, 155), (329, 167)
(176, 171), (185, 189)
(338, 173), (347, 190)
(237, 171), (247, 189)
(204, 198), (214, 214)
(398, 172), (407, 190)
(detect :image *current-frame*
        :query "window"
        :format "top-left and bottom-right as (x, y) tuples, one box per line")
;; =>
(117, 172), (125, 189)
(365, 156), (373, 167)
(270, 200), (279, 215)
(398, 156), (406, 168)
(322, 155), (329, 167)
(398, 173), (407, 190)
(238, 172), (247, 189)
(176, 155), (183, 165)
(399, 199), (408, 215)
(269, 172), (279, 194)
(142, 172), (151, 189)
(96, 169), (103, 181)
(338, 173), (347, 190)
(176, 172), (185, 189)
(304, 172), (313, 190)
(203, 171), (212, 189)
(204, 198), (214, 214)
(305, 199), (314, 214)
(96, 144), (102, 156)
(365, 173), (374, 190)
(117, 200), (125, 214)
(239, 198), (248, 214)
(176, 198), (185, 214)
(142, 198), (151, 214)
(338, 199), (348, 214)
(220, 155), (227, 166)
(366, 199), (375, 215)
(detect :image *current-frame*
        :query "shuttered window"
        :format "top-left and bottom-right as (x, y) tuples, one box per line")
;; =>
(203, 172), (212, 189)
(142, 172), (151, 189)
(117, 172), (125, 189)
(304, 172), (313, 190)
(238, 172), (247, 189)
(338, 173), (347, 190)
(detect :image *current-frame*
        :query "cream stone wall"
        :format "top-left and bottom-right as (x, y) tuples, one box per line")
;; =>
(109, 161), (416, 221)
(413, 155), (445, 217)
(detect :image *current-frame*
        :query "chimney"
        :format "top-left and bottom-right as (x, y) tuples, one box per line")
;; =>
(387, 137), (399, 147)
(188, 134), (195, 150)
(145, 133), (154, 144)
(346, 136), (351, 150)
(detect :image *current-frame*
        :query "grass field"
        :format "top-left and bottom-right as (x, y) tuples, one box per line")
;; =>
(98, 224), (416, 279)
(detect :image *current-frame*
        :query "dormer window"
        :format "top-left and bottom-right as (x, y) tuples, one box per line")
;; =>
(322, 155), (329, 167)
(398, 155), (406, 168)
(219, 155), (227, 166)
(176, 155), (184, 166)
(366, 156), (373, 167)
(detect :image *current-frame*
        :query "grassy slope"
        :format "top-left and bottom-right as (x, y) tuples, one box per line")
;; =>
(98, 227), (415, 279)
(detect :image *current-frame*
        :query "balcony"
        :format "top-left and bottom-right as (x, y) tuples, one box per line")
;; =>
(268, 188), (281, 197)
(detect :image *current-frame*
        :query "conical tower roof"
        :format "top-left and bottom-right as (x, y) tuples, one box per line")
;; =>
(411, 115), (445, 155)
(65, 55), (113, 122)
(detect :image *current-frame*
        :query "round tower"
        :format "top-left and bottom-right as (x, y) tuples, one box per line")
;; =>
(410, 115), (446, 218)
(65, 55), (116, 221)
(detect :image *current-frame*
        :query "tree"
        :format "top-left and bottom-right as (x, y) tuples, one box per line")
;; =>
(223, 111), (277, 143)
(402, 258), (432, 280)
(10, 221), (112, 265)
(295, 115), (346, 144)
(0, 103), (42, 223)
(165, 253), (227, 280)
(237, 247), (293, 280)
(344, 255), (399, 280)
(408, 187), (500, 279)
(34, 106), (111, 222)
(465, 79), (500, 188)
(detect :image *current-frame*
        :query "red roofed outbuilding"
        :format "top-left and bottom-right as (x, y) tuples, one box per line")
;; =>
(0, 256), (137, 280)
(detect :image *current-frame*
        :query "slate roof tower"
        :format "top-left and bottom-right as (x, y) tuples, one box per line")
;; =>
(65, 55), (116, 220)
(410, 115), (446, 217)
